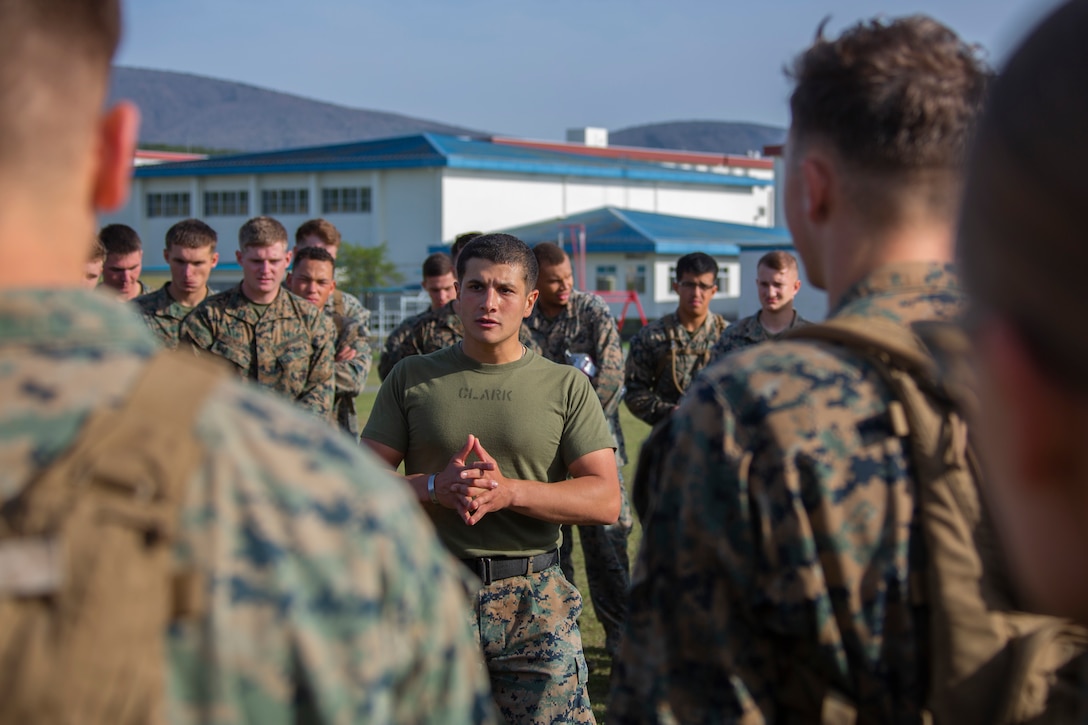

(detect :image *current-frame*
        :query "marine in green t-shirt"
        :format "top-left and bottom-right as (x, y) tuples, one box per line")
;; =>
(363, 233), (618, 724)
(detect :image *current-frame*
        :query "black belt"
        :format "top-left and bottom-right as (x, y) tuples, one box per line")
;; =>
(460, 549), (560, 586)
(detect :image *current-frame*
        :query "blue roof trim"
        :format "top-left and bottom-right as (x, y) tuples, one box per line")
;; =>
(134, 132), (771, 188)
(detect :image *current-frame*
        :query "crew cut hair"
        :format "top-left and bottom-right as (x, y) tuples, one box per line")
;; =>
(0, 0), (121, 174)
(98, 223), (142, 255)
(295, 218), (341, 248)
(239, 216), (288, 250)
(757, 250), (799, 273)
(166, 219), (218, 251)
(451, 232), (482, 262)
(788, 15), (989, 174)
(422, 252), (453, 279)
(457, 234), (538, 290)
(531, 242), (568, 269)
(87, 235), (107, 263)
(675, 252), (719, 280)
(292, 245), (335, 269)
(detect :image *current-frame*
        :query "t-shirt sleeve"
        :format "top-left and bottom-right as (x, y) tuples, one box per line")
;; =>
(361, 364), (410, 454)
(559, 371), (615, 466)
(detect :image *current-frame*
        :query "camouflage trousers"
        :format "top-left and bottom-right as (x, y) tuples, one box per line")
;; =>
(560, 473), (632, 659)
(471, 565), (595, 724)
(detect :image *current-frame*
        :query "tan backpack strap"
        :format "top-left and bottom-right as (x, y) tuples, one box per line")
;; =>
(0, 351), (222, 725)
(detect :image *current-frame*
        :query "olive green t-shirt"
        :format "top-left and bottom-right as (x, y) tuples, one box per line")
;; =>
(363, 344), (614, 558)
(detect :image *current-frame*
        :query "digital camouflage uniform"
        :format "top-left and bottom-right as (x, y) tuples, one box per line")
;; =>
(379, 301), (535, 380)
(133, 282), (214, 350)
(624, 311), (729, 426)
(710, 308), (811, 361)
(0, 288), (499, 724)
(99, 279), (149, 298)
(379, 301), (462, 380)
(327, 289), (372, 439)
(180, 285), (335, 420)
(524, 289), (631, 660)
(609, 262), (965, 724)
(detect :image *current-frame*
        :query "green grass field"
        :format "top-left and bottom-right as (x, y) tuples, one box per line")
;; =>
(359, 361), (650, 722)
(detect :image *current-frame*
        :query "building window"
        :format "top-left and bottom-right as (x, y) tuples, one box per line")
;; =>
(626, 265), (647, 294)
(146, 192), (191, 218)
(596, 265), (618, 292)
(322, 187), (372, 214)
(204, 190), (249, 216)
(261, 188), (309, 215)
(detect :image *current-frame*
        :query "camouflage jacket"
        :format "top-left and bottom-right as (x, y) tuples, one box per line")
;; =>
(327, 289), (372, 439)
(710, 309), (811, 361)
(611, 262), (966, 724)
(133, 283), (212, 350)
(524, 290), (627, 463)
(379, 300), (534, 380)
(180, 285), (335, 420)
(624, 311), (728, 426)
(0, 288), (498, 724)
(379, 302), (462, 380)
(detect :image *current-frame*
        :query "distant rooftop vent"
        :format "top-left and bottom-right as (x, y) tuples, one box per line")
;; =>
(566, 127), (609, 148)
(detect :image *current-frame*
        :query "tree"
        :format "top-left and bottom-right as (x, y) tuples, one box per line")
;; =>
(336, 242), (404, 304)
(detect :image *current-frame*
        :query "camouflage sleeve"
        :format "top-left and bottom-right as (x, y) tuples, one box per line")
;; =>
(590, 300), (625, 416)
(170, 382), (500, 724)
(297, 314), (336, 420)
(334, 302), (371, 397)
(623, 329), (672, 425)
(178, 306), (215, 357)
(711, 324), (743, 362)
(609, 375), (777, 724)
(378, 316), (418, 381)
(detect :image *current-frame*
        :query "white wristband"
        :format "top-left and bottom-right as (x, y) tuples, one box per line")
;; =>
(427, 474), (439, 505)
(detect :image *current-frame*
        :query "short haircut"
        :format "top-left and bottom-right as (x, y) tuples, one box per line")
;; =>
(532, 242), (568, 269)
(457, 234), (538, 290)
(88, 235), (107, 263)
(757, 250), (799, 274)
(422, 252), (453, 279)
(292, 245), (335, 270)
(0, 0), (121, 178)
(98, 223), (142, 256)
(958, 1), (1088, 388)
(787, 16), (989, 225)
(295, 218), (341, 249)
(450, 232), (482, 261)
(166, 219), (218, 252)
(675, 252), (719, 280)
(239, 216), (288, 250)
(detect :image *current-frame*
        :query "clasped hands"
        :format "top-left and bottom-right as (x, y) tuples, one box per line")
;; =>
(432, 434), (514, 526)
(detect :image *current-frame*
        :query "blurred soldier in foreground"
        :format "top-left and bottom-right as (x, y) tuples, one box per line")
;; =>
(134, 218), (219, 349)
(624, 252), (727, 427)
(525, 241), (631, 666)
(0, 0), (497, 722)
(287, 245), (369, 439)
(363, 234), (619, 723)
(959, 0), (1088, 674)
(181, 216), (336, 420)
(611, 15), (998, 722)
(711, 250), (809, 361)
(98, 222), (148, 300)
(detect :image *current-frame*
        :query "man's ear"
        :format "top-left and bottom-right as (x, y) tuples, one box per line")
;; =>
(799, 155), (832, 225)
(93, 101), (140, 212)
(210, 252), (220, 268)
(524, 288), (539, 318)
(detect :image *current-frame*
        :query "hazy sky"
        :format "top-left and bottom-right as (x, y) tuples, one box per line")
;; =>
(116, 0), (1062, 140)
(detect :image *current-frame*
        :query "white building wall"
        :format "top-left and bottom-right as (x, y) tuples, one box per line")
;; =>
(381, 168), (442, 279)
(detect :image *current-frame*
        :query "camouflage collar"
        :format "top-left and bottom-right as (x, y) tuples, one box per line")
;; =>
(830, 262), (963, 320)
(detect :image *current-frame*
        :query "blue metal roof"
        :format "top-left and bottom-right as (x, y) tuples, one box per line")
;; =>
(494, 207), (791, 256)
(135, 133), (770, 189)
